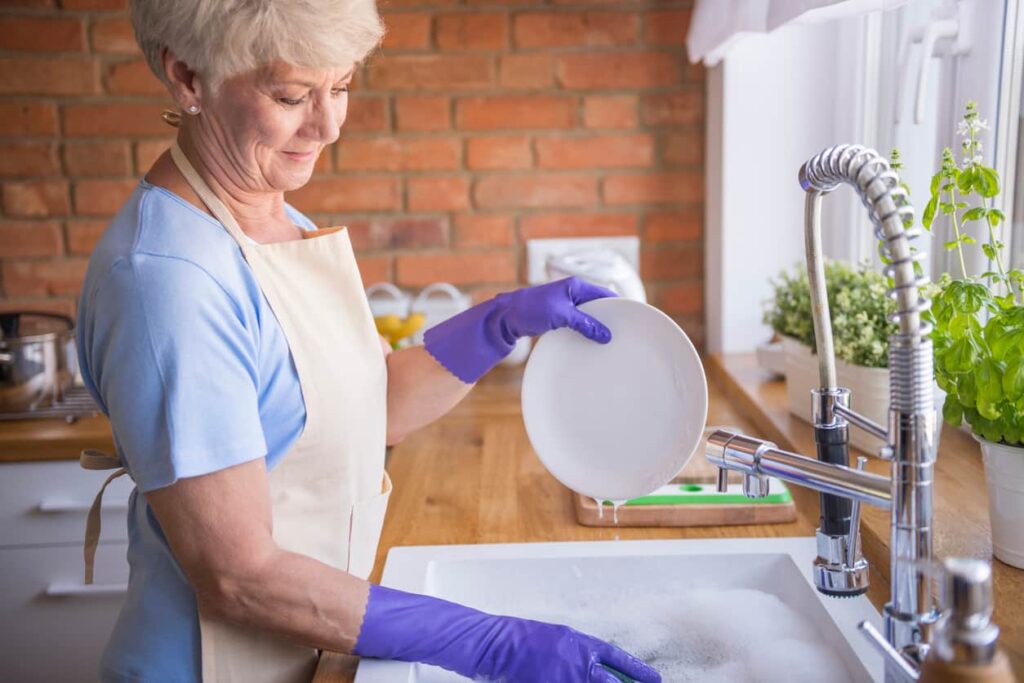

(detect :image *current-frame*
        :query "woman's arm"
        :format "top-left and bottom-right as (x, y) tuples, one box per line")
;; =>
(145, 459), (371, 652)
(384, 344), (474, 445)
(146, 458), (660, 682)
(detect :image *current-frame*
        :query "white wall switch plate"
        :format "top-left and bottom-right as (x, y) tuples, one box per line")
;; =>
(526, 236), (640, 285)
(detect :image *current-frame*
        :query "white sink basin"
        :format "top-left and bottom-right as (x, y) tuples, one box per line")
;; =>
(355, 537), (883, 682)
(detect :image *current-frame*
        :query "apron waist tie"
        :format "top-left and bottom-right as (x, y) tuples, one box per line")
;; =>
(80, 449), (127, 585)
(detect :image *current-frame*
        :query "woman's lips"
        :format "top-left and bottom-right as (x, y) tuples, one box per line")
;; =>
(282, 150), (315, 162)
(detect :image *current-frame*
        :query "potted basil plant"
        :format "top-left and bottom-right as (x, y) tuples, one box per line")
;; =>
(764, 260), (896, 452)
(921, 101), (1024, 568)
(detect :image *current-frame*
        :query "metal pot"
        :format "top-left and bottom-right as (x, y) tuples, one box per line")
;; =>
(0, 312), (78, 412)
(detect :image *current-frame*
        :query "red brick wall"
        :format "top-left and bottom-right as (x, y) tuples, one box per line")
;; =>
(0, 0), (705, 345)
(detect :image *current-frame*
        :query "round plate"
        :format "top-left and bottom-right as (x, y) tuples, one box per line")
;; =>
(521, 298), (708, 501)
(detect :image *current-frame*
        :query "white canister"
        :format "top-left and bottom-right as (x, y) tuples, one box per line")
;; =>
(411, 284), (533, 366)
(410, 283), (472, 345)
(975, 436), (1024, 569)
(545, 248), (646, 303)
(366, 282), (410, 319)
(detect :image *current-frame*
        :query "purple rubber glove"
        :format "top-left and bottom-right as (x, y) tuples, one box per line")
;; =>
(353, 584), (661, 683)
(424, 276), (616, 384)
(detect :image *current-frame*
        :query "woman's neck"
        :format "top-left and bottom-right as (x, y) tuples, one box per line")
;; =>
(145, 128), (301, 244)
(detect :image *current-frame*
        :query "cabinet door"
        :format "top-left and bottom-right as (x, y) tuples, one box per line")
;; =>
(0, 461), (133, 547)
(0, 542), (128, 682)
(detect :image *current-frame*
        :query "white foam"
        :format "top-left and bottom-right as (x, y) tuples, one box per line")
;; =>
(506, 586), (853, 683)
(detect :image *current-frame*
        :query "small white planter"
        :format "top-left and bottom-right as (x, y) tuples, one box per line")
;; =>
(781, 336), (890, 453)
(975, 437), (1024, 569)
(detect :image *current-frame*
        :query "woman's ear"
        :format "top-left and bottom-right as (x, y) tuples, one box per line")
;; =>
(162, 48), (204, 112)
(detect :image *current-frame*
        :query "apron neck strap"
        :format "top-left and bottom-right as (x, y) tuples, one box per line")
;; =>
(169, 141), (250, 249)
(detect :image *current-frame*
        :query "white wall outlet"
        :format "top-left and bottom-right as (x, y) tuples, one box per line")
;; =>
(526, 236), (640, 285)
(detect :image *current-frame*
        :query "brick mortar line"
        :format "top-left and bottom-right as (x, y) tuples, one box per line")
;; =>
(321, 165), (704, 174)
(380, 5), (690, 13)
(0, 81), (703, 103)
(0, 4), (694, 22)
(323, 239), (706, 257)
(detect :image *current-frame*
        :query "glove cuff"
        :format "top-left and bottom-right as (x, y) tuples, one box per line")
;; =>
(353, 584), (493, 678)
(422, 298), (515, 384)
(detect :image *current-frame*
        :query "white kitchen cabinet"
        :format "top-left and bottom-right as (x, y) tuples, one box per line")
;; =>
(0, 460), (132, 682)
(0, 460), (133, 546)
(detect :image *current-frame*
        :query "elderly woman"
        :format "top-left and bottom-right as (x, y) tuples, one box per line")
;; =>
(76, 1), (661, 682)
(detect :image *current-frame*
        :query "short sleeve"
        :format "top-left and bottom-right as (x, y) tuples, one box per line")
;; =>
(83, 253), (267, 492)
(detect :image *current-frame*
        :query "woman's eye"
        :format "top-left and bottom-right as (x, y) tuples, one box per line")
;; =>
(279, 97), (305, 106)
(331, 87), (350, 97)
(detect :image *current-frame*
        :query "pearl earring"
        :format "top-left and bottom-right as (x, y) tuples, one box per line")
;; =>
(187, 105), (199, 114)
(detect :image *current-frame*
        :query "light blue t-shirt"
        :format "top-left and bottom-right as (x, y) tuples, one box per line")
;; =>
(77, 180), (315, 682)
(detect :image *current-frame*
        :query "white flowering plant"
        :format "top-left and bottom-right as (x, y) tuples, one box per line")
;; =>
(764, 260), (897, 369)
(920, 101), (1024, 446)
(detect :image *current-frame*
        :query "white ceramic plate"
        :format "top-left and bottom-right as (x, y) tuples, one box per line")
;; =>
(521, 298), (708, 501)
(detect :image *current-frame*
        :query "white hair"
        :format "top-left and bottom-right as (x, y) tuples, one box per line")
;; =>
(131, 0), (385, 90)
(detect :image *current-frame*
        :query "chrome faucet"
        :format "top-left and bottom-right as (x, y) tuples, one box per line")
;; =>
(706, 145), (1002, 680)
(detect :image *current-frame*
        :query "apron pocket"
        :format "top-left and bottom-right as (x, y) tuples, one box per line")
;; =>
(347, 472), (392, 580)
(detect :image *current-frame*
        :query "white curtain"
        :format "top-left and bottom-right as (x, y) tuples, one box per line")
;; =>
(687, 0), (913, 64)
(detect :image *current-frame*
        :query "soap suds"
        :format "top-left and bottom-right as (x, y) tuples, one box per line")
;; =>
(500, 587), (854, 683)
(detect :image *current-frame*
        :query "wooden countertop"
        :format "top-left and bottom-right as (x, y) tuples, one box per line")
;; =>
(0, 413), (113, 462)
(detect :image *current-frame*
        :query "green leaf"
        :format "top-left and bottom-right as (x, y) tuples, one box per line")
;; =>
(944, 240), (959, 251)
(961, 235), (977, 245)
(948, 312), (980, 340)
(997, 293), (1016, 310)
(958, 372), (978, 406)
(922, 196), (938, 228)
(944, 336), (979, 374)
(977, 167), (1000, 198)
(935, 372), (954, 394)
(943, 395), (964, 426)
(989, 209), (1005, 226)
(946, 281), (990, 313)
(957, 166), (975, 193)
(930, 172), (942, 195)
(963, 207), (987, 221)
(977, 359), (1005, 420)
(1002, 357), (1024, 400)
(989, 329), (1024, 360)
(980, 418), (1003, 442)
(983, 244), (997, 260)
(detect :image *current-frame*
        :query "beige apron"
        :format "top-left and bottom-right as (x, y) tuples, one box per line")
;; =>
(82, 141), (391, 683)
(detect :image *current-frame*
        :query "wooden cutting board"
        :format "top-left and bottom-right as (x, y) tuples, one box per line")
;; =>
(573, 431), (797, 527)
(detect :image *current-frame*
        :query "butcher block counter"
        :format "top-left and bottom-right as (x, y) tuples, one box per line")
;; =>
(0, 356), (1019, 681)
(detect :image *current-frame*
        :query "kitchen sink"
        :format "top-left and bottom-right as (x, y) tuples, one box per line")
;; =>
(354, 537), (883, 682)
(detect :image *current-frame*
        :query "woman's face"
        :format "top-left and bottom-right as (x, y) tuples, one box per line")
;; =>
(200, 61), (353, 193)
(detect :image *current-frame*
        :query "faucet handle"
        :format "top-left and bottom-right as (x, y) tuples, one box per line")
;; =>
(814, 456), (870, 598)
(930, 558), (1000, 665)
(742, 473), (769, 498)
(715, 467), (729, 493)
(846, 456), (867, 566)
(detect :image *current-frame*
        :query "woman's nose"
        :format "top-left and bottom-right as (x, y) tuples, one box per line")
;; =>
(306, 99), (344, 145)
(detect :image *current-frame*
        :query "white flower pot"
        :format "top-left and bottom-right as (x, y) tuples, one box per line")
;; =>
(781, 336), (889, 453)
(975, 437), (1024, 569)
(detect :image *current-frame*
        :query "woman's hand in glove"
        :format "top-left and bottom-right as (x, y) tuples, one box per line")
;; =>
(423, 276), (617, 384)
(353, 584), (661, 683)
